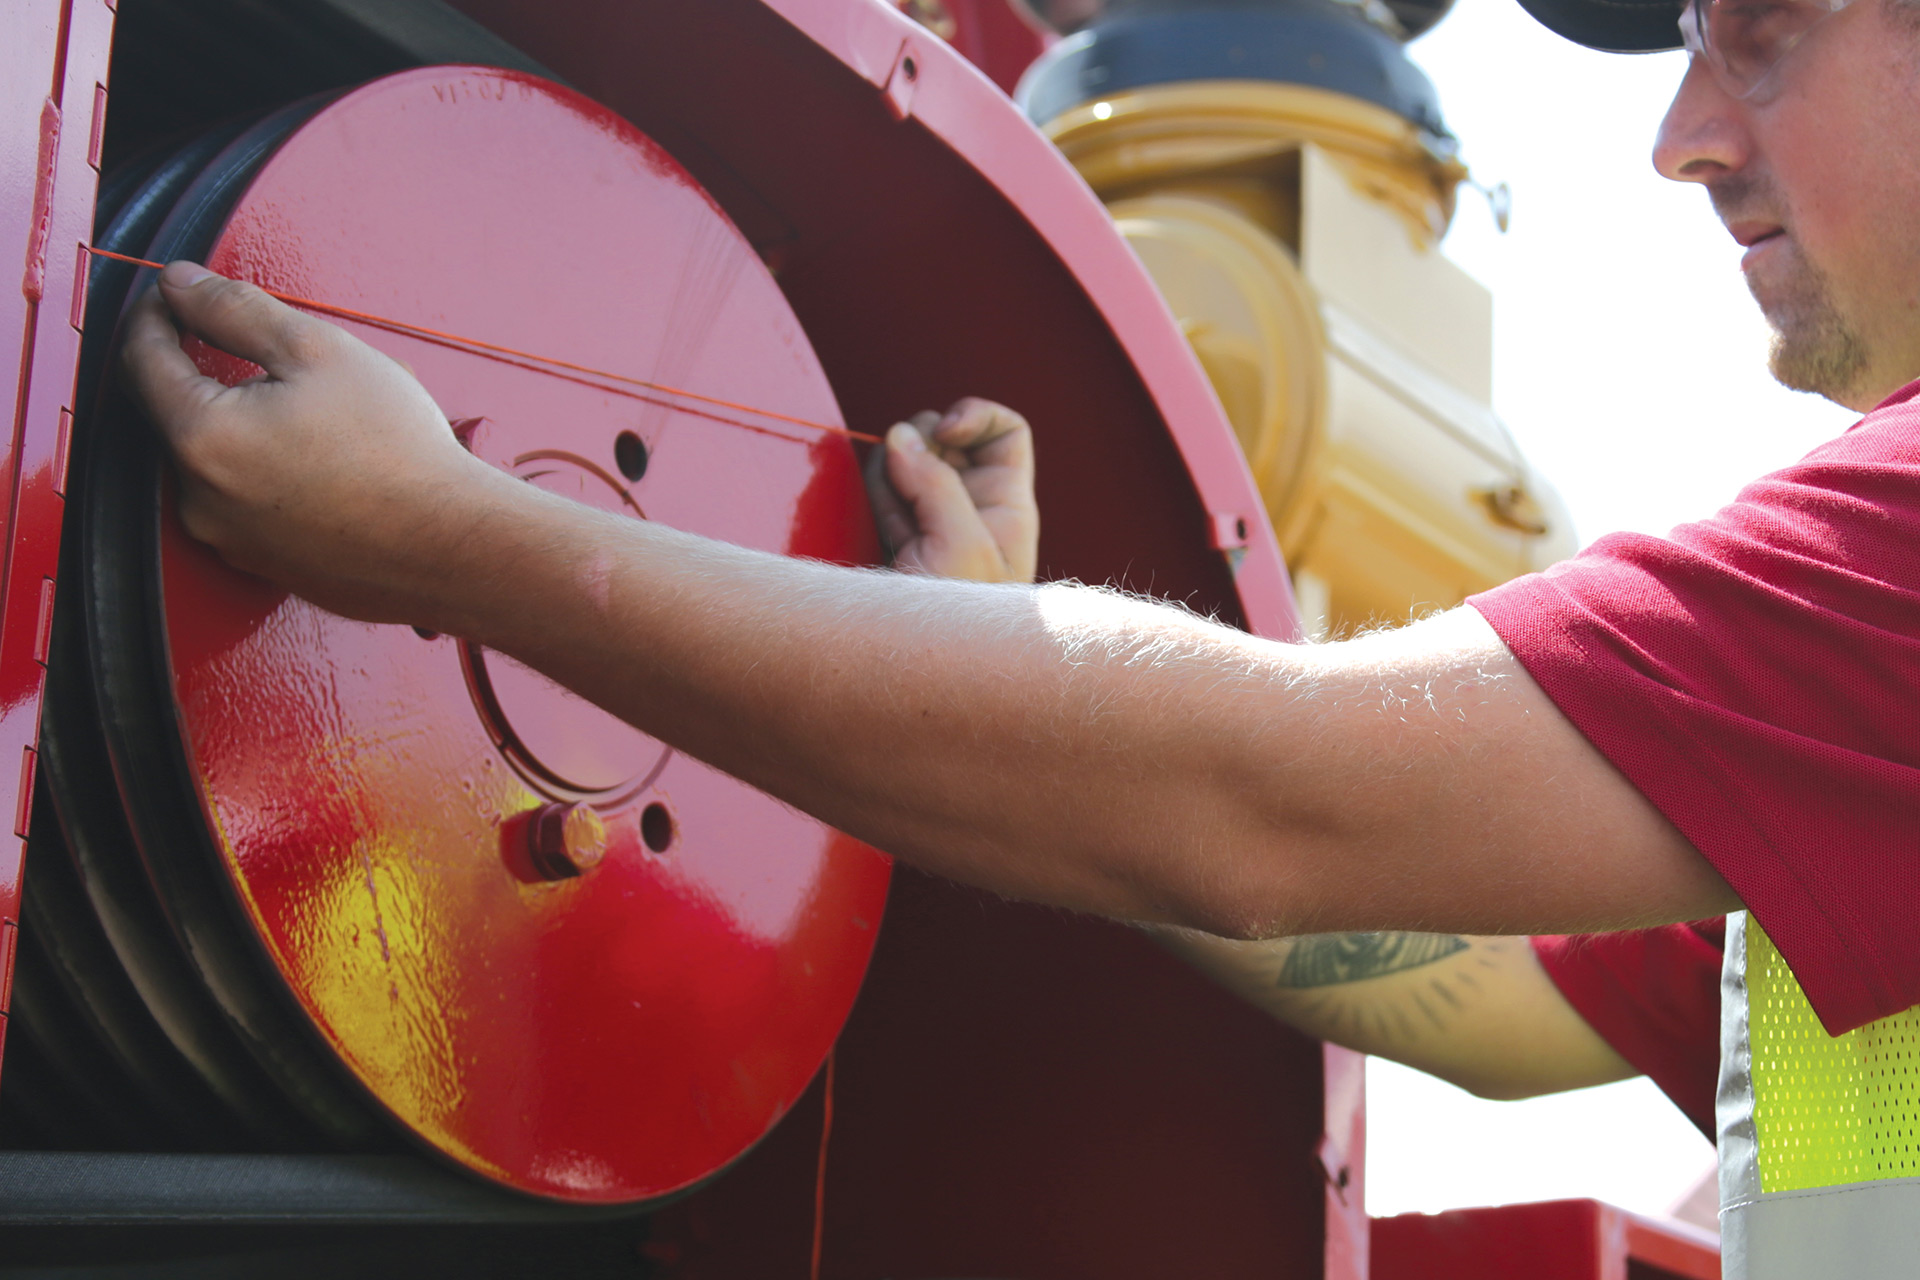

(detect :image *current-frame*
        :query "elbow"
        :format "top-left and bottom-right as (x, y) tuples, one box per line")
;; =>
(1162, 892), (1301, 943)
(1456, 1074), (1557, 1103)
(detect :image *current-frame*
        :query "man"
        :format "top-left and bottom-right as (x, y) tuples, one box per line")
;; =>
(118, 0), (1920, 1269)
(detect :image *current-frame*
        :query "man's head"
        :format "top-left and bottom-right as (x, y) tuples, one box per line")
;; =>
(1653, 0), (1920, 410)
(1525, 0), (1920, 411)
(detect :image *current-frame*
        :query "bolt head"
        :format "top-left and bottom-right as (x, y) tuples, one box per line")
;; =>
(528, 801), (607, 879)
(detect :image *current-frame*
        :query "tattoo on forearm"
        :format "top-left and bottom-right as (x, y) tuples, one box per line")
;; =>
(1276, 932), (1470, 989)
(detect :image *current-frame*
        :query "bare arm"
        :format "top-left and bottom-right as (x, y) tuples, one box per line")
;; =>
(865, 387), (1637, 1103)
(119, 265), (1740, 941)
(1160, 930), (1635, 1098)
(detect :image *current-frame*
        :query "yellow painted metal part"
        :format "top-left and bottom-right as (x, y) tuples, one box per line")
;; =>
(1048, 81), (1464, 249)
(1048, 81), (1574, 637)
(1748, 920), (1920, 1193)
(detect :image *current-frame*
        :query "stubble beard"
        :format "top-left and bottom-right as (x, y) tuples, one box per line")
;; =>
(1755, 254), (1870, 400)
(1713, 175), (1871, 402)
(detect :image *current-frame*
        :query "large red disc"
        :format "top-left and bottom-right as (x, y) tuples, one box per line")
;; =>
(160, 68), (891, 1201)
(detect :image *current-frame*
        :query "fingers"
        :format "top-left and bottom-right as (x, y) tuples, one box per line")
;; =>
(153, 260), (334, 379)
(930, 397), (1033, 473)
(883, 422), (1001, 576)
(864, 397), (1041, 582)
(119, 285), (228, 447)
(884, 423), (980, 533)
(862, 431), (917, 558)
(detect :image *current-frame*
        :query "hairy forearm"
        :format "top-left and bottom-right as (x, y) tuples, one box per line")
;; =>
(127, 266), (1737, 944)
(404, 475), (1732, 939)
(1160, 930), (1636, 1099)
(420, 478), (1313, 930)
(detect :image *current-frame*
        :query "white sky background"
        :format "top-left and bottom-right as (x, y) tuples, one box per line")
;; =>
(1363, 0), (1855, 1222)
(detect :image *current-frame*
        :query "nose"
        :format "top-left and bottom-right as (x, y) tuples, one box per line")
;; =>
(1653, 57), (1753, 183)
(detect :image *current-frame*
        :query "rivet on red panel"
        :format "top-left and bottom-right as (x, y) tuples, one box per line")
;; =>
(883, 39), (921, 120)
(1210, 510), (1252, 551)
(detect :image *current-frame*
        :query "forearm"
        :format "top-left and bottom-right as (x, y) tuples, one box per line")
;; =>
(1159, 929), (1636, 1099)
(125, 266), (1738, 943)
(419, 477), (1301, 930)
(405, 474), (1735, 939)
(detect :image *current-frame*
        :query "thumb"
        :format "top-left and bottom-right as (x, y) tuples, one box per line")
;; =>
(156, 260), (333, 379)
(884, 422), (989, 553)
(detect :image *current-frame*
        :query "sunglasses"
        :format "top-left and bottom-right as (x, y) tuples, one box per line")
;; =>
(1679, 0), (1863, 100)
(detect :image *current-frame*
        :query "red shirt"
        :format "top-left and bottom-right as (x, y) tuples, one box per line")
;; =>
(1470, 379), (1920, 1066)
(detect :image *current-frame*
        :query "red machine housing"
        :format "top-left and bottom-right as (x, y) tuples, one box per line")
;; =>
(0, 1), (1718, 1277)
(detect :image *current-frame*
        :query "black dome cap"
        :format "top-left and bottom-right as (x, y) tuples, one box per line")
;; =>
(1515, 0), (1683, 52)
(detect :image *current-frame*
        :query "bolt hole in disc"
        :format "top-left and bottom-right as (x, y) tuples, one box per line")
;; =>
(140, 68), (891, 1202)
(641, 803), (675, 855)
(613, 430), (649, 483)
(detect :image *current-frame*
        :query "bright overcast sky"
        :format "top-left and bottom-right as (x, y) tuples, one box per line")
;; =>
(1363, 0), (1854, 1223)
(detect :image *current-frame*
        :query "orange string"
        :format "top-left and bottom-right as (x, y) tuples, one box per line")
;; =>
(87, 247), (882, 446)
(811, 1049), (835, 1280)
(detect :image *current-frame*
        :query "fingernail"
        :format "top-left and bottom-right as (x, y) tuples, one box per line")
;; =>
(161, 260), (217, 288)
(889, 423), (926, 452)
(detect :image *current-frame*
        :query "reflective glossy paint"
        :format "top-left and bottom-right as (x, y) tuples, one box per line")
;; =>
(436, 3), (1347, 1274)
(160, 68), (890, 1202)
(1, 0), (115, 1029)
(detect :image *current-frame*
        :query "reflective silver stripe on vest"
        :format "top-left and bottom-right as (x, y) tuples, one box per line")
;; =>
(1717, 911), (1920, 1279)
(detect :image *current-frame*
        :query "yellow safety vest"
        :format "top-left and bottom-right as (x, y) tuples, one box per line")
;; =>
(1718, 912), (1920, 1277)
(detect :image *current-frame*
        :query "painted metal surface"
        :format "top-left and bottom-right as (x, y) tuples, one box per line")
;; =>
(18, 0), (1359, 1270)
(161, 68), (890, 1202)
(432, 3), (1338, 1273)
(1373, 1199), (1723, 1280)
(1, 0), (115, 1049)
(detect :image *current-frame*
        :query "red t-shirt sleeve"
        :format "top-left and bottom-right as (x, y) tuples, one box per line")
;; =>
(1532, 923), (1724, 1137)
(1471, 381), (1920, 1038)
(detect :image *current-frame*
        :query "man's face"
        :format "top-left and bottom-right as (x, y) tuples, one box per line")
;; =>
(1655, 0), (1920, 411)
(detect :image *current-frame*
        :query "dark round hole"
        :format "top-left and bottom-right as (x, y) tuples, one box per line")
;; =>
(614, 430), (649, 483)
(641, 802), (674, 853)
(1235, 517), (1248, 542)
(902, 55), (918, 81)
(413, 626), (439, 641)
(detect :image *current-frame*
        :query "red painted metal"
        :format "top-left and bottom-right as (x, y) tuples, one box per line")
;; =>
(1322, 1044), (1372, 1278)
(1373, 1199), (1723, 1280)
(1, 0), (114, 1037)
(429, 2), (1328, 1272)
(895, 0), (1054, 95)
(164, 68), (891, 1202)
(15, 1), (1371, 1272)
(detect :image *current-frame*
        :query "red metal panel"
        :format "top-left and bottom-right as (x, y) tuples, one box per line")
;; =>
(0, 0), (113, 1056)
(1373, 1199), (1722, 1280)
(1322, 1044), (1370, 1280)
(903, 0), (1053, 95)
(650, 870), (1333, 1280)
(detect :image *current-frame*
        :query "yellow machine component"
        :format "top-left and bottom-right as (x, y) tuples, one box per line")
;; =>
(1049, 81), (1574, 637)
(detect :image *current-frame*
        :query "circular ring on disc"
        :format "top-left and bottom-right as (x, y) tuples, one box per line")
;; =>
(120, 68), (892, 1202)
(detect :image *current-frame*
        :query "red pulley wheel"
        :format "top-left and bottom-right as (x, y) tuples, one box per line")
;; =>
(149, 68), (890, 1200)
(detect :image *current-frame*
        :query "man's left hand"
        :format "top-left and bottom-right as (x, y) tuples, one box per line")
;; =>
(864, 398), (1037, 585)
